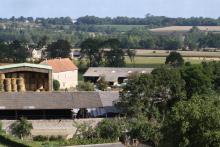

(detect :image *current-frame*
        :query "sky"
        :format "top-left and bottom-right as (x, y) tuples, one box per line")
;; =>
(0, 0), (220, 19)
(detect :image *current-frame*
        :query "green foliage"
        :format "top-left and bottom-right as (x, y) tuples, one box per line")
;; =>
(118, 66), (185, 118)
(9, 40), (28, 62)
(80, 38), (104, 67)
(96, 76), (108, 91)
(165, 52), (184, 67)
(181, 65), (212, 98)
(129, 117), (161, 146)
(10, 118), (33, 139)
(47, 39), (71, 58)
(96, 119), (123, 140)
(53, 80), (60, 91)
(77, 81), (94, 91)
(162, 94), (220, 147)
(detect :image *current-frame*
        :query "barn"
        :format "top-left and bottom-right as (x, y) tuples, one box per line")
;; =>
(0, 91), (119, 119)
(0, 63), (52, 92)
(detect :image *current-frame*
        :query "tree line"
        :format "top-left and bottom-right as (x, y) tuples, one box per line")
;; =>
(0, 16), (73, 25)
(76, 14), (220, 26)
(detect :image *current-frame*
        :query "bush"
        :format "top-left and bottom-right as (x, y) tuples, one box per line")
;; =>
(77, 81), (94, 91)
(33, 135), (48, 141)
(96, 119), (123, 141)
(53, 79), (60, 91)
(49, 135), (64, 141)
(10, 117), (33, 139)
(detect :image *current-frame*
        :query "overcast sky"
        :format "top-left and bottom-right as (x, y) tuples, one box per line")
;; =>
(0, 0), (220, 18)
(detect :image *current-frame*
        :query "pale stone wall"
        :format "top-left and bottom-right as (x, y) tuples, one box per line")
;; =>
(53, 70), (78, 89)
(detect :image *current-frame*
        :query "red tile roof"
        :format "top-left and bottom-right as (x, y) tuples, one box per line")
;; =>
(41, 58), (78, 73)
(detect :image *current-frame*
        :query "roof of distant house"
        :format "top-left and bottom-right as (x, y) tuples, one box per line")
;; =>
(40, 58), (78, 73)
(83, 67), (154, 82)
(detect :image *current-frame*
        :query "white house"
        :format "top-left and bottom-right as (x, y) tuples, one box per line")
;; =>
(41, 58), (78, 89)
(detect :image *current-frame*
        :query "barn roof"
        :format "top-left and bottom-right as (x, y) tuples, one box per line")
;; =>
(83, 67), (154, 82)
(0, 91), (119, 110)
(0, 63), (52, 70)
(40, 58), (78, 73)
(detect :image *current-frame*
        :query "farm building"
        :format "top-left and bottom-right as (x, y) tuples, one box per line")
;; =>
(0, 63), (52, 92)
(0, 91), (119, 119)
(83, 67), (154, 85)
(41, 58), (78, 89)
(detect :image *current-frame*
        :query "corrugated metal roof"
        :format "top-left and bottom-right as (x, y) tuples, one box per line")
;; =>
(0, 91), (119, 110)
(0, 63), (52, 70)
(83, 67), (154, 82)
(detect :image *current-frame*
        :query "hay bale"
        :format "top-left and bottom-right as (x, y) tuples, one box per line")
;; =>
(0, 73), (5, 79)
(17, 78), (26, 92)
(4, 78), (11, 92)
(18, 73), (25, 78)
(11, 84), (17, 92)
(0, 79), (4, 92)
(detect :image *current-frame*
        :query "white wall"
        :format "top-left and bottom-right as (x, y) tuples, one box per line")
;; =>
(53, 70), (78, 89)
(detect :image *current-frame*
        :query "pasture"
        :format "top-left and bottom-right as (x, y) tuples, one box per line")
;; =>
(125, 56), (219, 68)
(134, 49), (220, 58)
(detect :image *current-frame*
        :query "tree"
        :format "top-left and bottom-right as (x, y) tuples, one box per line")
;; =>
(117, 67), (185, 119)
(96, 119), (123, 140)
(162, 94), (220, 147)
(126, 49), (136, 66)
(165, 52), (184, 67)
(96, 76), (108, 91)
(104, 39), (125, 67)
(37, 36), (48, 48)
(10, 117), (33, 139)
(9, 40), (28, 62)
(181, 65), (212, 98)
(47, 39), (71, 58)
(80, 38), (104, 67)
(77, 81), (95, 91)
(53, 80), (60, 91)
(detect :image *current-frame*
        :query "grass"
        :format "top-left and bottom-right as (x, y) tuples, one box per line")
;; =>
(125, 56), (208, 68)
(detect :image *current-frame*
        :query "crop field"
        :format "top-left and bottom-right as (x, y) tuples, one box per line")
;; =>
(94, 25), (148, 32)
(125, 56), (219, 68)
(150, 26), (220, 33)
(134, 49), (220, 58)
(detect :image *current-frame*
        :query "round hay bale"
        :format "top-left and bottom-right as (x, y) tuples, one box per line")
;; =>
(17, 78), (24, 85)
(17, 85), (25, 92)
(0, 79), (4, 92)
(11, 78), (17, 85)
(0, 73), (5, 79)
(4, 78), (12, 92)
(11, 84), (17, 92)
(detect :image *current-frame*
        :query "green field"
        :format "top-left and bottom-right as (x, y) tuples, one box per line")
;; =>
(125, 56), (208, 68)
(94, 25), (148, 32)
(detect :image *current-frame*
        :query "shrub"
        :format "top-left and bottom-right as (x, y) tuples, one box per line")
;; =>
(96, 119), (123, 141)
(10, 117), (33, 139)
(53, 79), (60, 91)
(33, 135), (48, 141)
(77, 81), (94, 91)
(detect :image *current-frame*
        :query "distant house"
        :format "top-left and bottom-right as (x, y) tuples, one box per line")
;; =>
(83, 67), (154, 85)
(70, 49), (81, 59)
(41, 58), (78, 89)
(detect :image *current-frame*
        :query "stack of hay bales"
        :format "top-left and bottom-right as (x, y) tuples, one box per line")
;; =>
(0, 73), (5, 92)
(17, 78), (26, 92)
(4, 78), (12, 92)
(11, 78), (17, 92)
